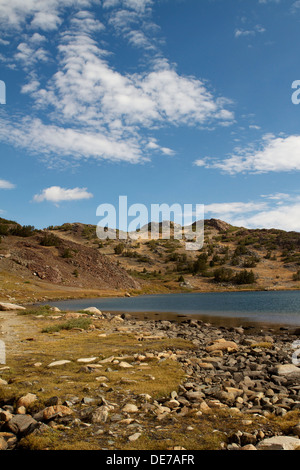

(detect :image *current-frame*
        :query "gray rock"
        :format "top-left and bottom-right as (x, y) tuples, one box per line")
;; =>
(257, 436), (300, 450)
(5, 414), (39, 437)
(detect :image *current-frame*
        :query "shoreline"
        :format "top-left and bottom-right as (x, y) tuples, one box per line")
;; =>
(1, 306), (300, 450)
(35, 288), (300, 332)
(23, 284), (300, 306)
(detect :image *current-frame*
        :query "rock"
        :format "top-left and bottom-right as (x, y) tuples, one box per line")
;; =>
(77, 357), (98, 363)
(292, 425), (300, 437)
(275, 364), (300, 378)
(17, 393), (38, 409)
(5, 414), (39, 437)
(163, 399), (180, 410)
(185, 391), (205, 401)
(48, 360), (71, 367)
(99, 356), (115, 364)
(0, 410), (13, 422)
(257, 436), (300, 450)
(119, 361), (133, 369)
(122, 404), (139, 413)
(241, 444), (257, 450)
(0, 378), (8, 385)
(128, 432), (141, 442)
(44, 397), (62, 407)
(0, 302), (26, 311)
(91, 406), (110, 424)
(42, 405), (73, 421)
(206, 339), (239, 353)
(83, 307), (102, 315)
(0, 437), (8, 450)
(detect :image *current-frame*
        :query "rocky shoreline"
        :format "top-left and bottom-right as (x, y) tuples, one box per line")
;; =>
(1, 306), (300, 450)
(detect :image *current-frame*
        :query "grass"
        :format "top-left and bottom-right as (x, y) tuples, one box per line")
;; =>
(18, 305), (56, 317)
(41, 317), (92, 333)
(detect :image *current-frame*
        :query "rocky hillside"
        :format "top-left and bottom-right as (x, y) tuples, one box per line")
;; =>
(49, 218), (300, 293)
(1, 216), (300, 302)
(0, 219), (139, 303)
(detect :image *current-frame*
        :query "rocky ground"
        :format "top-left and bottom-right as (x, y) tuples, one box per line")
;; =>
(0, 302), (300, 451)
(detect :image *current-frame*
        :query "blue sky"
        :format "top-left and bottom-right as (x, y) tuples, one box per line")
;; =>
(1, 0), (300, 231)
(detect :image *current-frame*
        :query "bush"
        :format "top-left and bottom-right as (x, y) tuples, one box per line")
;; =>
(213, 267), (234, 283)
(213, 268), (256, 285)
(61, 248), (73, 259)
(293, 270), (300, 281)
(114, 243), (125, 255)
(10, 225), (36, 237)
(234, 269), (255, 285)
(40, 232), (60, 247)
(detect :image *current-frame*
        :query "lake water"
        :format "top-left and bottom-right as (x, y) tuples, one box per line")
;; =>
(45, 290), (300, 329)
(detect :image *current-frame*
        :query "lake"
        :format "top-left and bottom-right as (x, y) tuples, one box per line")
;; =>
(45, 290), (300, 329)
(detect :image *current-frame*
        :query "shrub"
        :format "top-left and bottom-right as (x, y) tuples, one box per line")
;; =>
(213, 267), (234, 283)
(234, 269), (255, 285)
(10, 225), (36, 237)
(61, 248), (73, 259)
(40, 232), (60, 247)
(293, 270), (300, 281)
(114, 243), (125, 255)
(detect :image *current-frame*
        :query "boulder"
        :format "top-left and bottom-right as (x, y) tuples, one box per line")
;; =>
(17, 393), (38, 409)
(42, 405), (73, 421)
(206, 339), (239, 353)
(122, 404), (139, 413)
(275, 364), (300, 378)
(257, 436), (300, 450)
(83, 307), (102, 315)
(5, 415), (39, 437)
(0, 302), (26, 311)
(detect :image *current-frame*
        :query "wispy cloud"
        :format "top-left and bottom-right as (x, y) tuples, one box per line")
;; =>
(0, 2), (234, 167)
(235, 24), (266, 38)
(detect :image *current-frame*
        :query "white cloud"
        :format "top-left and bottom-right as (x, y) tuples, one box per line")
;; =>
(200, 134), (300, 174)
(15, 42), (49, 68)
(0, 117), (145, 164)
(33, 186), (93, 203)
(205, 201), (268, 215)
(0, 179), (15, 189)
(205, 194), (300, 232)
(235, 24), (266, 38)
(230, 203), (300, 232)
(0, 0), (98, 31)
(0, 2), (234, 168)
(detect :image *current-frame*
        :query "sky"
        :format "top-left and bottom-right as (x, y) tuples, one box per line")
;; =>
(1, 0), (300, 231)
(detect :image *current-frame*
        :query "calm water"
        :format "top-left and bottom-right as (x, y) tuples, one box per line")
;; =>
(45, 290), (300, 328)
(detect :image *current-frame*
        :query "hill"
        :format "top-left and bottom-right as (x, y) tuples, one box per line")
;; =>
(1, 217), (300, 303)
